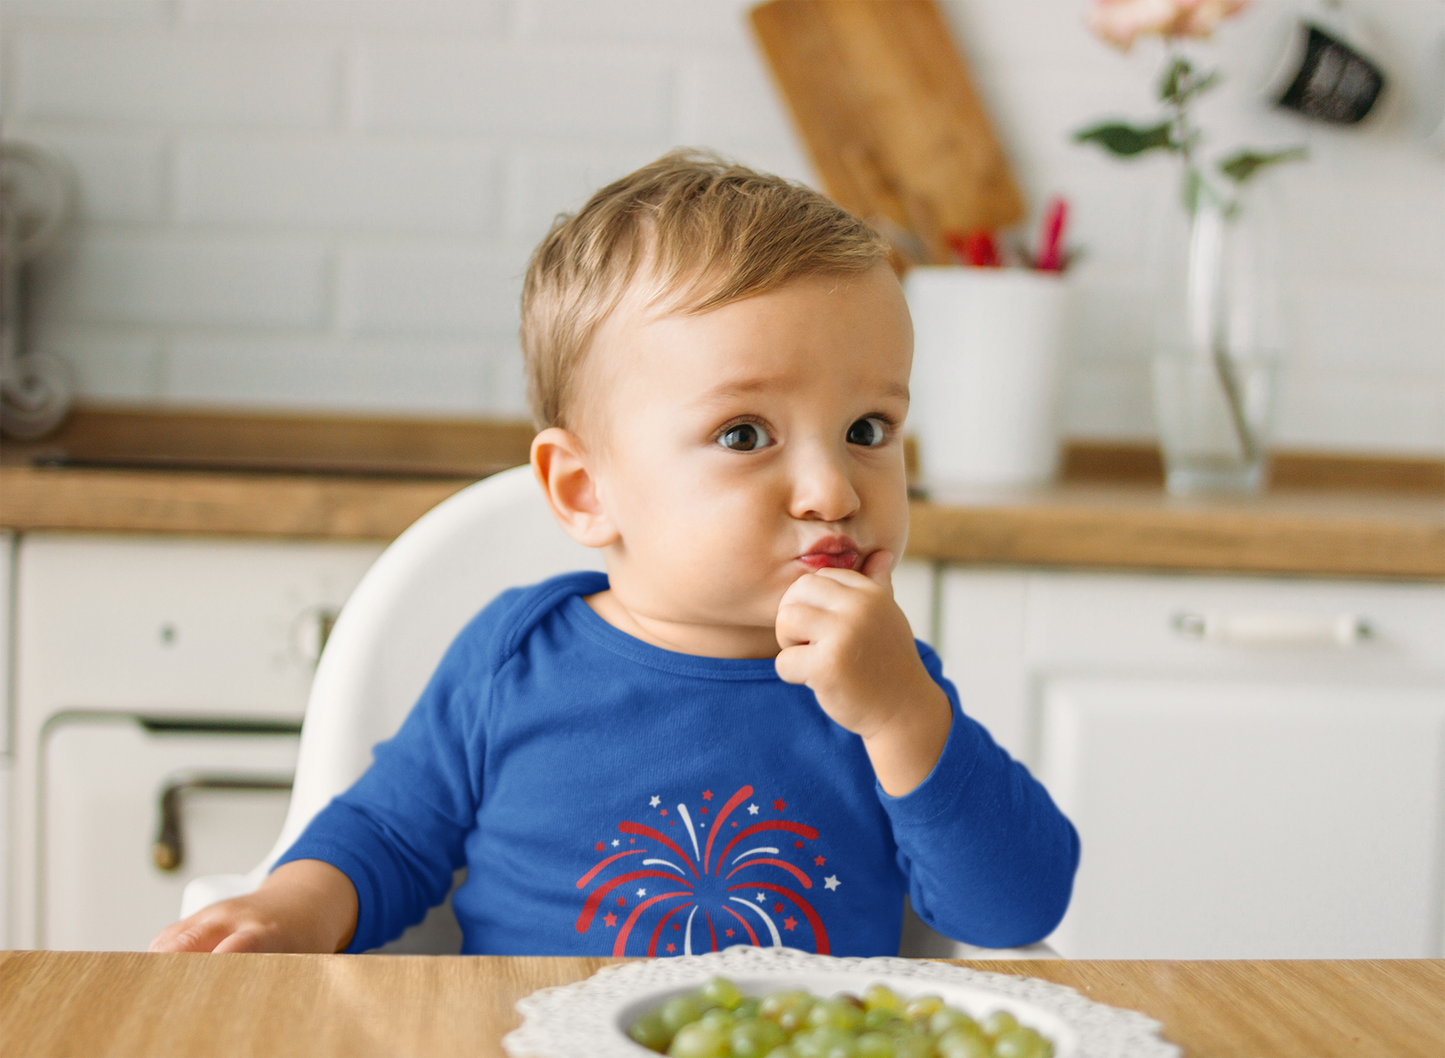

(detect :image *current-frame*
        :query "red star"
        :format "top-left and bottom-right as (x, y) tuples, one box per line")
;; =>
(794, 840), (803, 848)
(616, 897), (626, 906)
(773, 903), (784, 913)
(669, 819), (675, 826)
(630, 838), (636, 844)
(665, 943), (676, 953)
(731, 822), (738, 827)
(702, 790), (713, 800)
(603, 912), (617, 928)
(725, 928), (735, 937)
(672, 922), (681, 931)
(773, 799), (787, 811)
(595, 842), (604, 852)
(660, 808), (668, 816)
(783, 916), (798, 931)
(700, 807), (708, 815)
(814, 856), (826, 866)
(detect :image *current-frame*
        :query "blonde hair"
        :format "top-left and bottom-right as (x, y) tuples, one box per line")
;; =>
(520, 149), (889, 431)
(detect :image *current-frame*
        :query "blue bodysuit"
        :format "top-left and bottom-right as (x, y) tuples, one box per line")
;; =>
(278, 571), (1079, 956)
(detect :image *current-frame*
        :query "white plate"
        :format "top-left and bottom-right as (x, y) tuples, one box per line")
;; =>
(503, 945), (1180, 1058)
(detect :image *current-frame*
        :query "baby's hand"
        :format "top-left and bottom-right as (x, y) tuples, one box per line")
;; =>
(775, 551), (951, 795)
(147, 859), (358, 954)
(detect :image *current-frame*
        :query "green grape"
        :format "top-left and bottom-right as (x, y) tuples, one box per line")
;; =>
(701, 1008), (736, 1031)
(862, 984), (903, 1013)
(628, 1010), (674, 1053)
(701, 975), (746, 1011)
(930, 1007), (980, 1037)
(731, 1017), (788, 1058)
(667, 1020), (729, 1058)
(863, 1008), (905, 1033)
(937, 1026), (992, 1058)
(760, 990), (808, 1018)
(661, 994), (711, 1034)
(902, 994), (944, 1022)
(630, 984), (1053, 1058)
(978, 1011), (1018, 1039)
(792, 1025), (858, 1058)
(806, 998), (865, 1034)
(855, 1031), (898, 1058)
(992, 1028), (1049, 1058)
(891, 1036), (934, 1058)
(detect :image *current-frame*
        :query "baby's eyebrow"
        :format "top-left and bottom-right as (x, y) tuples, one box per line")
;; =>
(690, 378), (910, 406)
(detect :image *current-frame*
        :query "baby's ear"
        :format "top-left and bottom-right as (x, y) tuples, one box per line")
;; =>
(530, 428), (619, 549)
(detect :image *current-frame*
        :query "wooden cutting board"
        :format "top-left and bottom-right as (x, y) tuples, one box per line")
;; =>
(750, 0), (1024, 264)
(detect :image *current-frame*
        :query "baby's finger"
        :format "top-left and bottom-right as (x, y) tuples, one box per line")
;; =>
(774, 643), (812, 685)
(148, 912), (235, 953)
(775, 600), (834, 649)
(860, 549), (895, 592)
(212, 927), (269, 954)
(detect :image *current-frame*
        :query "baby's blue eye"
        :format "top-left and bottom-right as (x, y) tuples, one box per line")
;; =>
(846, 417), (889, 447)
(717, 422), (773, 451)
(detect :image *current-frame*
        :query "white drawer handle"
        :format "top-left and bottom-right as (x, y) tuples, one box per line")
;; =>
(1172, 610), (1373, 647)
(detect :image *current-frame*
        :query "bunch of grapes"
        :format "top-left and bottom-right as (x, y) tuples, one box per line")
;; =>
(627, 976), (1055, 1058)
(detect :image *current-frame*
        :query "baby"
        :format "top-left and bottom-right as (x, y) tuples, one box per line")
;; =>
(152, 152), (1078, 957)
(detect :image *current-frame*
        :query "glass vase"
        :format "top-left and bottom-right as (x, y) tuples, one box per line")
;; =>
(1152, 176), (1283, 496)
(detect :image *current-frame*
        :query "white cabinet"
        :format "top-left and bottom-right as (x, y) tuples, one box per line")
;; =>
(42, 714), (298, 952)
(938, 569), (1445, 959)
(11, 534), (383, 950)
(1041, 678), (1445, 958)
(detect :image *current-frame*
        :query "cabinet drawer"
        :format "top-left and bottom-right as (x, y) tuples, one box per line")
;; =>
(1025, 572), (1445, 678)
(17, 534), (383, 719)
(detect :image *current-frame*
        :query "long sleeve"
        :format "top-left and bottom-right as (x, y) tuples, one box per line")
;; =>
(878, 643), (1080, 949)
(273, 603), (503, 953)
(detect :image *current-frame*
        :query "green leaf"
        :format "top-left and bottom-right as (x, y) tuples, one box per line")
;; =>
(1217, 146), (1309, 184)
(1159, 60), (1220, 104)
(1158, 58), (1192, 103)
(1073, 121), (1176, 157)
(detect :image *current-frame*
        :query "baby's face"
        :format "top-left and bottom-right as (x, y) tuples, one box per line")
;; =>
(580, 262), (912, 657)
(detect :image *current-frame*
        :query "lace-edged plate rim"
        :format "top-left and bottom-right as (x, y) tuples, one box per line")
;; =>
(502, 944), (1181, 1058)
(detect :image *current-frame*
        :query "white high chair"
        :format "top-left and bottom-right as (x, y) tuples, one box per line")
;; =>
(180, 465), (1054, 958)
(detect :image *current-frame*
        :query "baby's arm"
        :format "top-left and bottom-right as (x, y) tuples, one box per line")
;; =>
(148, 859), (358, 953)
(774, 550), (951, 795)
(776, 552), (1079, 946)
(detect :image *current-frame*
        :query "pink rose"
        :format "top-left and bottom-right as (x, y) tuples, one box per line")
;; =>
(1172, 0), (1251, 38)
(1086, 0), (1251, 50)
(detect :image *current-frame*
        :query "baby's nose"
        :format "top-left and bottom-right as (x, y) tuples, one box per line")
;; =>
(788, 450), (860, 522)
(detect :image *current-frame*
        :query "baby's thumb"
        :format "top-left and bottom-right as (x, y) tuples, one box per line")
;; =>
(861, 549), (895, 592)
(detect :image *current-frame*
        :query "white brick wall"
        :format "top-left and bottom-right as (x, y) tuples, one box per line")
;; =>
(3, 0), (1442, 450)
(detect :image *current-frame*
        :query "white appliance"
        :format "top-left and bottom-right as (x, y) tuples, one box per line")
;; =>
(12, 534), (383, 950)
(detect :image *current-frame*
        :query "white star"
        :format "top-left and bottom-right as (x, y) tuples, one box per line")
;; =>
(612, 839), (620, 847)
(636, 888), (647, 898)
(756, 892), (766, 902)
(649, 796), (661, 808)
(747, 803), (759, 815)
(824, 875), (841, 891)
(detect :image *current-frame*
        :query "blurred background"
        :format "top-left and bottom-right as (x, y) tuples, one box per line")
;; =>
(2, 0), (1441, 450)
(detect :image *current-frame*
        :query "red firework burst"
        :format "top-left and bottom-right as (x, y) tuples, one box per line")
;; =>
(575, 784), (830, 957)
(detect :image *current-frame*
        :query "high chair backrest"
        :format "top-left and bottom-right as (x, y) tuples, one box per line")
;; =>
(260, 465), (603, 877)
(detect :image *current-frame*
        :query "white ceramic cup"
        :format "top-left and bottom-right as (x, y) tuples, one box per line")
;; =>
(903, 267), (1067, 486)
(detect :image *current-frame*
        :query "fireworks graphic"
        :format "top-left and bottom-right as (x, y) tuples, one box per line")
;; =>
(575, 784), (835, 957)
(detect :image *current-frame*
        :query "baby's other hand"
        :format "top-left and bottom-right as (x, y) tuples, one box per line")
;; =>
(147, 859), (358, 954)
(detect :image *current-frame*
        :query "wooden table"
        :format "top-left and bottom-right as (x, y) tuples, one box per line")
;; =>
(0, 952), (1439, 1058)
